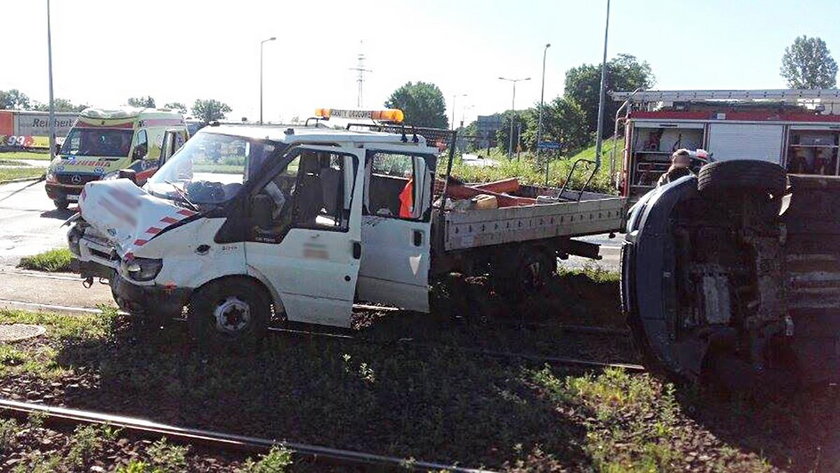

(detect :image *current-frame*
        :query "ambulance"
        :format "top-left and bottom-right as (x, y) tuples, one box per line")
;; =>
(46, 108), (188, 210)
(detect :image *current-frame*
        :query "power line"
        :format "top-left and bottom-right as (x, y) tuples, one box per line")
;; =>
(349, 42), (372, 108)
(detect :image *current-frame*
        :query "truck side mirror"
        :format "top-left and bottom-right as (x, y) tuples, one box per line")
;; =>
(251, 194), (274, 229)
(118, 169), (138, 185)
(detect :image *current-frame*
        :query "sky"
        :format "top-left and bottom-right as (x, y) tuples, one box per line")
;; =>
(3, 0), (840, 125)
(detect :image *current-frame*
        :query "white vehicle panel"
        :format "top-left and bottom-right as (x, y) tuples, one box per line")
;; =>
(708, 123), (785, 163)
(245, 146), (365, 328)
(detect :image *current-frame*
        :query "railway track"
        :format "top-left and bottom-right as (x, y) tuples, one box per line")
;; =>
(0, 297), (646, 373)
(0, 397), (495, 472)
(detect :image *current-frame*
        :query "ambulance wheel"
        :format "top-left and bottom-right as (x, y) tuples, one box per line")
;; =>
(188, 278), (270, 351)
(53, 198), (69, 211)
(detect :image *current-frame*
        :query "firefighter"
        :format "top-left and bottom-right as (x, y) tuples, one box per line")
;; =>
(657, 148), (694, 187)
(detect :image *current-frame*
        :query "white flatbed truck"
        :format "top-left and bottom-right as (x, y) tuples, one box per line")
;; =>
(67, 112), (626, 348)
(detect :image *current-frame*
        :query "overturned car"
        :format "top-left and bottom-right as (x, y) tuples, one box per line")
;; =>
(622, 160), (840, 387)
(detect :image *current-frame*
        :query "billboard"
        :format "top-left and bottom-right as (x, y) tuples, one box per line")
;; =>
(0, 110), (77, 148)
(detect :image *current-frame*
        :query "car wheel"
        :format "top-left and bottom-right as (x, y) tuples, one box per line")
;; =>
(697, 159), (787, 198)
(188, 278), (270, 351)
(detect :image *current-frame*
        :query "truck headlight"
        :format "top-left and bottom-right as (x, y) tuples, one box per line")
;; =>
(124, 257), (163, 281)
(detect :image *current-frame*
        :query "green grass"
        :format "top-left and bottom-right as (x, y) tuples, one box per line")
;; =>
(0, 167), (44, 183)
(0, 305), (794, 472)
(450, 137), (624, 194)
(0, 151), (51, 161)
(17, 248), (74, 272)
(0, 159), (30, 166)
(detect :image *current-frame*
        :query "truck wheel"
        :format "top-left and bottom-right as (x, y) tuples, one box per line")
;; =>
(492, 246), (555, 300)
(697, 160), (787, 198)
(187, 278), (270, 351)
(53, 197), (69, 211)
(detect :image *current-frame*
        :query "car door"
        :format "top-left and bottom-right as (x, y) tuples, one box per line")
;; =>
(244, 145), (364, 328)
(357, 147), (434, 312)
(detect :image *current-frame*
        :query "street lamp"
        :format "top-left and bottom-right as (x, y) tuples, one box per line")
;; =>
(46, 0), (56, 159)
(536, 43), (551, 159)
(259, 36), (276, 125)
(499, 76), (531, 158)
(451, 93), (467, 130)
(594, 0), (611, 170)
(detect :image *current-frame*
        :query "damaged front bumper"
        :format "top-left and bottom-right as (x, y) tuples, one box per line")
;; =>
(68, 220), (191, 322)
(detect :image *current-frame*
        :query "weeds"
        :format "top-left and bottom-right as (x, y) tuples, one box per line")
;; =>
(0, 418), (19, 453)
(450, 137), (623, 194)
(147, 437), (189, 472)
(17, 248), (74, 272)
(239, 446), (293, 473)
(67, 424), (104, 466)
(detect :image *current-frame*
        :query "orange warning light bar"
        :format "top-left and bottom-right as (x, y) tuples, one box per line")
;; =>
(313, 108), (404, 123)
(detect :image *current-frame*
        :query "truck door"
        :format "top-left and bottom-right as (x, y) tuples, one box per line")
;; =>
(244, 146), (364, 328)
(357, 148), (434, 312)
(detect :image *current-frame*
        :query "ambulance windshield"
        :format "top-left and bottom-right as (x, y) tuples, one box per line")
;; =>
(147, 131), (277, 205)
(60, 128), (134, 158)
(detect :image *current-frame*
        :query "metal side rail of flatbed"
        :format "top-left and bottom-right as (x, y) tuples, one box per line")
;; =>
(440, 193), (627, 251)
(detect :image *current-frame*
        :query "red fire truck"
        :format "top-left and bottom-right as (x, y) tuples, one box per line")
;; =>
(610, 89), (840, 202)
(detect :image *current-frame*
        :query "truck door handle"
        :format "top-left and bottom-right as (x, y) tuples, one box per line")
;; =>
(413, 230), (423, 247)
(352, 241), (362, 259)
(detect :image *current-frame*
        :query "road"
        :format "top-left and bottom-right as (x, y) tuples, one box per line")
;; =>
(0, 180), (74, 267)
(0, 179), (622, 271)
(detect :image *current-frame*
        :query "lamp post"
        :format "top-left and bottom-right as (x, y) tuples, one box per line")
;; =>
(594, 0), (610, 170)
(499, 76), (531, 158)
(46, 0), (56, 159)
(451, 93), (467, 130)
(536, 43), (551, 156)
(259, 36), (276, 125)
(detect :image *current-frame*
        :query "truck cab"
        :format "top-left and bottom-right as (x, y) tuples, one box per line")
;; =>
(69, 117), (436, 347)
(46, 107), (187, 210)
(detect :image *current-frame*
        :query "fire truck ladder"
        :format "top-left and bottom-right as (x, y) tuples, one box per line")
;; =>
(610, 89), (840, 104)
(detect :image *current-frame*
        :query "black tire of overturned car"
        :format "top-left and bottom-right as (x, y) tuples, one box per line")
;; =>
(697, 159), (787, 199)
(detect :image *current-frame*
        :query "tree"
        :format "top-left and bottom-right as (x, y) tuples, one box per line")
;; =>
(384, 81), (448, 128)
(163, 102), (188, 114)
(192, 99), (231, 123)
(522, 97), (591, 154)
(0, 89), (31, 110)
(781, 36), (838, 89)
(128, 96), (156, 108)
(31, 98), (87, 112)
(495, 110), (530, 155)
(565, 54), (655, 138)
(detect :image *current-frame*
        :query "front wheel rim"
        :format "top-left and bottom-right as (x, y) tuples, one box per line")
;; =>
(213, 296), (252, 334)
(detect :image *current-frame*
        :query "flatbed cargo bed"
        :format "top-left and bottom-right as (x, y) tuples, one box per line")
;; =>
(438, 186), (627, 251)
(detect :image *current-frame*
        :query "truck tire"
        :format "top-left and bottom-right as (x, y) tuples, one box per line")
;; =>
(492, 245), (555, 300)
(188, 278), (270, 351)
(697, 160), (787, 198)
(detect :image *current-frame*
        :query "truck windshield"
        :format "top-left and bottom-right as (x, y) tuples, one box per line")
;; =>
(147, 132), (277, 205)
(60, 128), (134, 158)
